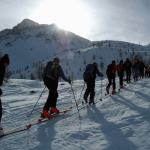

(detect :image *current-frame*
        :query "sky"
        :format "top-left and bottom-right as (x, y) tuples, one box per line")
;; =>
(0, 0), (150, 45)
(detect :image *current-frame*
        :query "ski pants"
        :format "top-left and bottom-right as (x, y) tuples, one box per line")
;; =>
(145, 71), (149, 78)
(43, 79), (58, 110)
(126, 68), (131, 82)
(107, 75), (116, 90)
(0, 99), (2, 123)
(139, 69), (144, 79)
(85, 79), (95, 100)
(134, 69), (139, 78)
(119, 73), (123, 86)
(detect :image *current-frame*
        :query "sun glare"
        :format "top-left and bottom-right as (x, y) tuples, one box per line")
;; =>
(32, 0), (91, 36)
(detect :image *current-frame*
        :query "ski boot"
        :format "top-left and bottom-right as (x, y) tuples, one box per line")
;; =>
(41, 109), (51, 118)
(0, 127), (3, 131)
(111, 89), (116, 94)
(51, 107), (59, 114)
(0, 123), (3, 131)
(89, 99), (95, 105)
(120, 85), (123, 88)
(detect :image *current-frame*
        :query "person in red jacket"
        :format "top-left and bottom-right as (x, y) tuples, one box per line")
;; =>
(106, 60), (120, 94)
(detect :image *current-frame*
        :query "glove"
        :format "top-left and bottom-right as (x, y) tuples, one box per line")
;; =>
(0, 89), (2, 96)
(68, 78), (71, 84)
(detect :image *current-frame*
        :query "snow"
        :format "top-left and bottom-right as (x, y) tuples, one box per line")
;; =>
(0, 78), (150, 150)
(0, 19), (150, 80)
(0, 19), (150, 149)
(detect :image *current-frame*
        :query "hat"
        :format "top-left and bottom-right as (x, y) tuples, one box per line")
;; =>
(53, 57), (60, 63)
(93, 62), (98, 66)
(1, 54), (10, 64)
(112, 60), (115, 64)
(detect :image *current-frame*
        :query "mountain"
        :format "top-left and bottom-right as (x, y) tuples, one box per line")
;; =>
(0, 19), (90, 78)
(0, 19), (150, 80)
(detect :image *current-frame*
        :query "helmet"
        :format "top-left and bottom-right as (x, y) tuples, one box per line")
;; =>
(53, 57), (60, 62)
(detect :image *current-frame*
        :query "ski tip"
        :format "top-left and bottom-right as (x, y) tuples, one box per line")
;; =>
(27, 124), (32, 128)
(64, 111), (67, 114)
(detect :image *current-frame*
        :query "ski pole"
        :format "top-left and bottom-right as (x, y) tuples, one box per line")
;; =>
(78, 82), (85, 104)
(28, 86), (46, 117)
(70, 82), (81, 117)
(100, 77), (102, 101)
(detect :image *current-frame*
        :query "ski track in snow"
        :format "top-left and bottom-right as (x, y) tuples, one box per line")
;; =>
(0, 78), (150, 150)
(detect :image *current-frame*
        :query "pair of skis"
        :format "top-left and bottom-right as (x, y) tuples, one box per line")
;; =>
(0, 107), (72, 138)
(78, 87), (121, 109)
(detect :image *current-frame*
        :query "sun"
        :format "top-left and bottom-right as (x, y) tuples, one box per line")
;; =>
(31, 0), (91, 36)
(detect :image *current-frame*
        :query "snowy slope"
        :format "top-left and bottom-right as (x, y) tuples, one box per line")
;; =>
(0, 78), (150, 150)
(8, 40), (150, 80)
(0, 19), (150, 80)
(0, 19), (90, 77)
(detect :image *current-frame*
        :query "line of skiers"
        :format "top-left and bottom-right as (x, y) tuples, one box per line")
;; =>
(83, 58), (149, 103)
(106, 58), (149, 94)
(0, 54), (149, 131)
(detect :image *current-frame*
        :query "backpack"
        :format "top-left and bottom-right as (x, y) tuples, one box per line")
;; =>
(118, 64), (122, 70)
(83, 64), (95, 83)
(106, 64), (113, 75)
(42, 61), (55, 79)
(124, 61), (131, 68)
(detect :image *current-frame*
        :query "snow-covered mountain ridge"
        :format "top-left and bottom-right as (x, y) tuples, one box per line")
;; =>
(0, 19), (150, 80)
(0, 19), (90, 71)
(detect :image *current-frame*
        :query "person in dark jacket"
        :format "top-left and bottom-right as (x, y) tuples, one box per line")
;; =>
(106, 60), (120, 94)
(145, 65), (149, 78)
(124, 58), (132, 83)
(42, 57), (71, 118)
(139, 61), (145, 79)
(117, 60), (126, 88)
(83, 62), (103, 104)
(0, 54), (10, 130)
(133, 61), (140, 81)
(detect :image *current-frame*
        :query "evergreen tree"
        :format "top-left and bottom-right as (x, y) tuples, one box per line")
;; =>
(31, 73), (35, 80)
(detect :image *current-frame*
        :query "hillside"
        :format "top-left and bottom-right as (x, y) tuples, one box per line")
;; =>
(0, 19), (90, 78)
(0, 19), (150, 80)
(0, 78), (150, 150)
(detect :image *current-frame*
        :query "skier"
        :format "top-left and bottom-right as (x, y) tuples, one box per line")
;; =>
(133, 60), (140, 81)
(42, 57), (71, 118)
(139, 61), (145, 79)
(117, 60), (126, 88)
(145, 65), (149, 78)
(148, 66), (150, 77)
(124, 58), (132, 83)
(83, 62), (103, 104)
(0, 54), (10, 131)
(106, 60), (120, 94)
